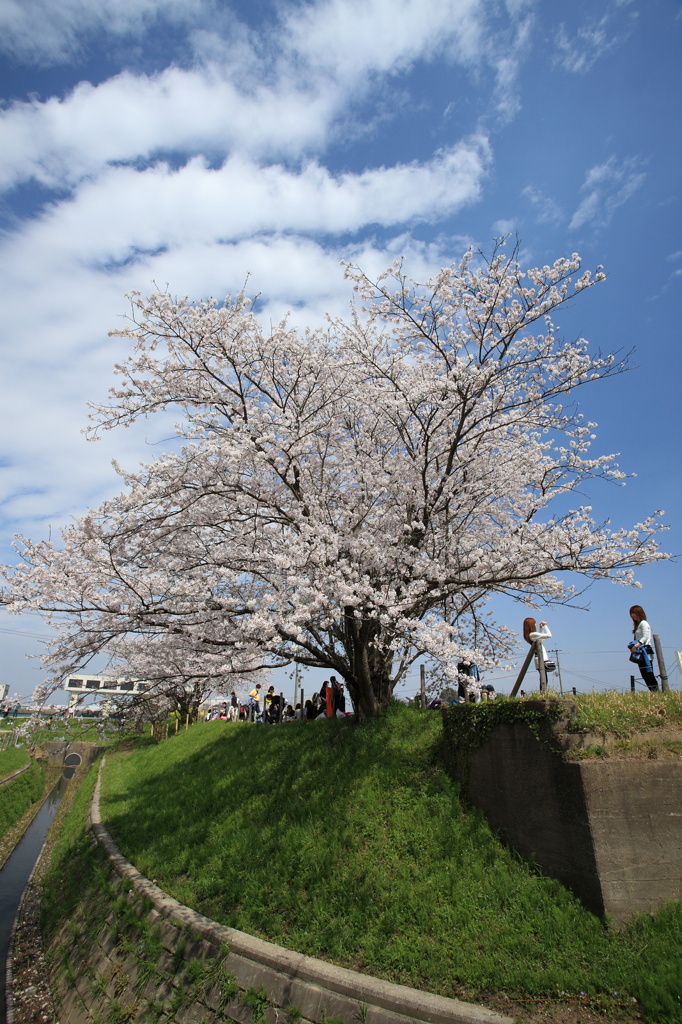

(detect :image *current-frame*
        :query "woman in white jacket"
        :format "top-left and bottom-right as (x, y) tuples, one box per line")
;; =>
(523, 617), (553, 678)
(629, 605), (658, 691)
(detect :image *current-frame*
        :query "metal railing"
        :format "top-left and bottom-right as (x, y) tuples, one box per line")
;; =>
(0, 728), (20, 751)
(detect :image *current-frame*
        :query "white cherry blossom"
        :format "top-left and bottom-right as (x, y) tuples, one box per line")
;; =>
(1, 241), (666, 718)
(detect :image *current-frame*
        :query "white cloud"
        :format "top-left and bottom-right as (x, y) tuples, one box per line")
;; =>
(488, 11), (533, 123)
(521, 185), (563, 226)
(0, 0), (488, 72)
(553, 6), (637, 75)
(0, 0), (510, 194)
(569, 156), (645, 231)
(491, 218), (518, 235)
(554, 18), (612, 74)
(0, 0), (506, 556)
(0, 68), (337, 191)
(285, 0), (483, 82)
(9, 138), (489, 262)
(0, 0), (211, 64)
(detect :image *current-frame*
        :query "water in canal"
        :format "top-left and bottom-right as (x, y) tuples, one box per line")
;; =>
(0, 776), (67, 1024)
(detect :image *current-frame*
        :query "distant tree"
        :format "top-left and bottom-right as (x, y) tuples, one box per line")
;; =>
(2, 242), (665, 718)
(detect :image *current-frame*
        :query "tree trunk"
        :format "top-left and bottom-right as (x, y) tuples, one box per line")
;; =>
(343, 608), (394, 719)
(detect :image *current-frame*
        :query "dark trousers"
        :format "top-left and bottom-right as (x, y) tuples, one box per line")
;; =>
(639, 647), (658, 691)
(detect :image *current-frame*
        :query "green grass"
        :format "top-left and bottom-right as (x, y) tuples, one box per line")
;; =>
(30, 719), (124, 746)
(0, 743), (30, 779)
(569, 691), (682, 736)
(442, 691), (682, 761)
(97, 705), (682, 1022)
(0, 759), (45, 838)
(40, 764), (107, 941)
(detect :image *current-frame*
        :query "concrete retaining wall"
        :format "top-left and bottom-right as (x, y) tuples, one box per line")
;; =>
(46, 762), (513, 1024)
(441, 704), (682, 923)
(42, 741), (105, 767)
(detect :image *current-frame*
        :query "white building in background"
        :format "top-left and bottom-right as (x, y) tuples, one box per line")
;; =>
(63, 673), (149, 708)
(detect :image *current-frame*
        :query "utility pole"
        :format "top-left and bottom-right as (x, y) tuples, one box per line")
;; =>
(294, 663), (300, 707)
(551, 649), (564, 695)
(420, 664), (426, 707)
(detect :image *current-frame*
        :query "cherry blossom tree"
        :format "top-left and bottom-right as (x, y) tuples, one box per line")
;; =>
(2, 242), (665, 718)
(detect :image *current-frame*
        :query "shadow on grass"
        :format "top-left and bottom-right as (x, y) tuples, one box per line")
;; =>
(91, 706), (682, 1022)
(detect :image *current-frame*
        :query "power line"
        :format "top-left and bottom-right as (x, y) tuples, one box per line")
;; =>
(0, 627), (52, 641)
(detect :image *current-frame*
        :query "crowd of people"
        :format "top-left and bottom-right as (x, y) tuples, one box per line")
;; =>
(203, 676), (349, 724)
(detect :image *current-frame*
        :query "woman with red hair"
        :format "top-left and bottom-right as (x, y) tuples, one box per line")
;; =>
(629, 605), (658, 691)
(523, 617), (554, 680)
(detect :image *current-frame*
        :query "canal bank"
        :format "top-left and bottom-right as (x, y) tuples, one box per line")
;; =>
(0, 777), (66, 1024)
(1, 740), (103, 1024)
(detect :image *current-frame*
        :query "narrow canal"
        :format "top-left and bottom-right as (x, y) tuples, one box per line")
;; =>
(0, 777), (67, 1024)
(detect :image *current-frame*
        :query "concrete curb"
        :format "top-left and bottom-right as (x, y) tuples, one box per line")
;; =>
(90, 761), (514, 1024)
(0, 763), (31, 788)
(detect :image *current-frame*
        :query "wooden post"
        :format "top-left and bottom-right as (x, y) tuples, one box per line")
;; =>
(552, 649), (564, 695)
(509, 644), (536, 698)
(175, 716), (178, 734)
(630, 675), (636, 692)
(538, 648), (548, 692)
(653, 635), (669, 692)
(185, 714), (189, 730)
(420, 664), (426, 708)
(150, 723), (154, 738)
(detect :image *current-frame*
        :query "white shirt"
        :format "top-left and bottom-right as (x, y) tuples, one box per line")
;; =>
(529, 623), (552, 665)
(634, 620), (652, 647)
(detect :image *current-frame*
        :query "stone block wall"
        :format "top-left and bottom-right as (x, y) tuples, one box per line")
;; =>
(441, 703), (682, 923)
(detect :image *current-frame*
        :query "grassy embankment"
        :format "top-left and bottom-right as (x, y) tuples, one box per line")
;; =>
(29, 719), (123, 745)
(0, 744), (46, 841)
(566, 691), (682, 756)
(442, 690), (682, 762)
(90, 700), (682, 1023)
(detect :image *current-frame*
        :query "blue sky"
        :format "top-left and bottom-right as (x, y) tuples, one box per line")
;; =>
(0, 0), (680, 703)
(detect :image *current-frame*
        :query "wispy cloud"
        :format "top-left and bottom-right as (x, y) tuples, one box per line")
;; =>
(521, 185), (563, 226)
(569, 156), (645, 231)
(0, 0), (211, 64)
(553, 6), (637, 74)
